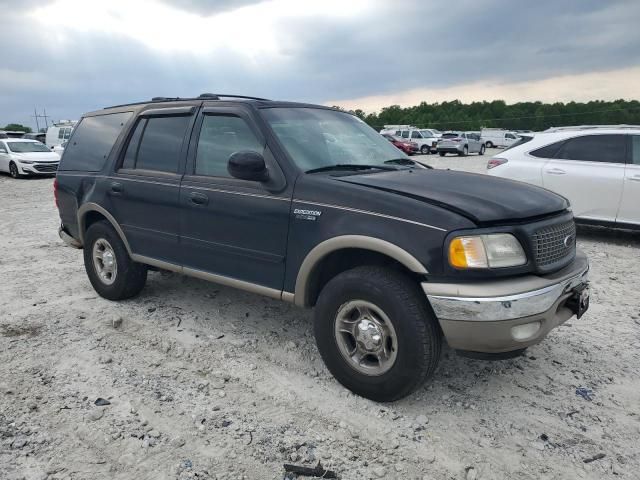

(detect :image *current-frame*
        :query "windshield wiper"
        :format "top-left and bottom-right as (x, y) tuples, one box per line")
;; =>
(305, 164), (398, 174)
(384, 158), (434, 169)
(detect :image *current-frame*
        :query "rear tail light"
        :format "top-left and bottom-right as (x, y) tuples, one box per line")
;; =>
(487, 158), (508, 169)
(53, 178), (59, 208)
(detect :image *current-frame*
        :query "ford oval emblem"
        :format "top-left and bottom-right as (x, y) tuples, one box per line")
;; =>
(563, 234), (574, 247)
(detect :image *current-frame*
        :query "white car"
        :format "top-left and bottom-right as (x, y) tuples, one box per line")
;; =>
(380, 125), (441, 154)
(481, 128), (520, 148)
(0, 139), (61, 178)
(487, 126), (640, 228)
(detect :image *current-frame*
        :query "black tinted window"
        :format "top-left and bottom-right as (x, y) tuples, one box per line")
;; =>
(530, 140), (565, 159)
(557, 134), (626, 163)
(59, 112), (132, 171)
(195, 115), (263, 177)
(632, 136), (640, 165)
(121, 119), (146, 170)
(134, 115), (190, 173)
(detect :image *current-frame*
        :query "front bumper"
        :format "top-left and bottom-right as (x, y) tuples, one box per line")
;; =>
(17, 162), (59, 175)
(422, 251), (589, 353)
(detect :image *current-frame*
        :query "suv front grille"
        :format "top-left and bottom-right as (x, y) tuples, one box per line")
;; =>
(531, 220), (576, 269)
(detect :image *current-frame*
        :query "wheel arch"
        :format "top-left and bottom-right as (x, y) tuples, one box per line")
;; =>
(294, 235), (428, 308)
(77, 203), (133, 255)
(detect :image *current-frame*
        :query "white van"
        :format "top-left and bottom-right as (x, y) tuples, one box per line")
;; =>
(46, 121), (77, 150)
(379, 125), (441, 154)
(480, 128), (520, 148)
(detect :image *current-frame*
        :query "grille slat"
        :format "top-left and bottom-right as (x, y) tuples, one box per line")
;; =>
(531, 221), (576, 268)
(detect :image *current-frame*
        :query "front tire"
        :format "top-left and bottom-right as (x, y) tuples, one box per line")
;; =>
(83, 221), (147, 300)
(313, 266), (442, 402)
(9, 162), (21, 179)
(420, 145), (430, 155)
(439, 152), (445, 157)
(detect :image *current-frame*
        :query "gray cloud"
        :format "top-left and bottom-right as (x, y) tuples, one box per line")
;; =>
(1, 0), (639, 128)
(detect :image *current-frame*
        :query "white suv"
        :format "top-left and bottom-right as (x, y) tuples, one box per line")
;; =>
(487, 126), (640, 228)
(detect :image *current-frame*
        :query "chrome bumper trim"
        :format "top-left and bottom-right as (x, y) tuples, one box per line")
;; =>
(423, 264), (589, 322)
(58, 226), (83, 249)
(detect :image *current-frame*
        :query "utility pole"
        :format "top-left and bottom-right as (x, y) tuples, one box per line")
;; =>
(31, 108), (51, 132)
(33, 107), (40, 132)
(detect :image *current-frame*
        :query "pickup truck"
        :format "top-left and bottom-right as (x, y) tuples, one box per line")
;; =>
(55, 94), (590, 401)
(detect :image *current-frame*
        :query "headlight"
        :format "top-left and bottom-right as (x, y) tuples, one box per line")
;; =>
(17, 160), (34, 164)
(449, 233), (526, 269)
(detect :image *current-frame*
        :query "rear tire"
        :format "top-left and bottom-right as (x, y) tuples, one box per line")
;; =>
(439, 152), (445, 157)
(313, 266), (442, 402)
(83, 221), (147, 300)
(9, 162), (21, 179)
(479, 145), (486, 156)
(486, 141), (494, 149)
(459, 146), (468, 157)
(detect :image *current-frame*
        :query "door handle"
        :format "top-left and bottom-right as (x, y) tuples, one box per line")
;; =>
(189, 192), (209, 205)
(110, 182), (123, 194)
(546, 168), (566, 175)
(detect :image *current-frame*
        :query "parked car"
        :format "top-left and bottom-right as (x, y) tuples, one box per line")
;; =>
(382, 133), (418, 155)
(437, 131), (485, 156)
(0, 139), (61, 178)
(487, 125), (640, 228)
(56, 93), (589, 401)
(380, 125), (441, 154)
(23, 132), (47, 143)
(53, 141), (67, 157)
(481, 128), (520, 148)
(46, 121), (76, 150)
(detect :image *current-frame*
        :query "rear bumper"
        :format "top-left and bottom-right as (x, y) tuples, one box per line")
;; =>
(437, 146), (463, 153)
(422, 251), (589, 353)
(59, 225), (82, 249)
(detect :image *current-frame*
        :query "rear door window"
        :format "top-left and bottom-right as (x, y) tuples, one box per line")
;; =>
(400, 130), (409, 138)
(121, 115), (190, 173)
(632, 136), (640, 165)
(556, 134), (626, 163)
(410, 131), (421, 139)
(59, 112), (133, 172)
(530, 140), (566, 159)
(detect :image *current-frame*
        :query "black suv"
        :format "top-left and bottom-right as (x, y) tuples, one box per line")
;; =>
(56, 94), (590, 401)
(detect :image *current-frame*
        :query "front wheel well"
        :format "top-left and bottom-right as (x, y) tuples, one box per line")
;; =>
(305, 248), (423, 307)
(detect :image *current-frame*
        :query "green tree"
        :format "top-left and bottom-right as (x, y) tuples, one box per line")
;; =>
(3, 123), (32, 133)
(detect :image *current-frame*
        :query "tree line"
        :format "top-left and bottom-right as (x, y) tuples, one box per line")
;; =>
(341, 99), (640, 132)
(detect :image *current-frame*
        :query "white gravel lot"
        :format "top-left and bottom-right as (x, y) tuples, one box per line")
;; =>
(1, 152), (639, 480)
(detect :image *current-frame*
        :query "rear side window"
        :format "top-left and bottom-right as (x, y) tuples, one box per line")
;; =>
(632, 136), (640, 165)
(194, 115), (263, 177)
(556, 134), (626, 163)
(121, 115), (190, 173)
(530, 140), (565, 159)
(59, 112), (132, 172)
(410, 131), (421, 139)
(400, 131), (409, 138)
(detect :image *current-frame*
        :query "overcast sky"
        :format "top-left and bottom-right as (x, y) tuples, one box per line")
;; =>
(1, 0), (639, 129)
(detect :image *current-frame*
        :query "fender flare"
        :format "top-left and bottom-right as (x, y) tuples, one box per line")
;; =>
(77, 203), (133, 255)
(294, 235), (428, 307)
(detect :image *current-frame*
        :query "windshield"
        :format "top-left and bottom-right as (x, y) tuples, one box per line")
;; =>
(261, 108), (409, 171)
(7, 141), (51, 153)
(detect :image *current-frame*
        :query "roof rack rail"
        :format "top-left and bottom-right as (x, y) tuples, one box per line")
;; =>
(544, 124), (640, 132)
(104, 93), (270, 110)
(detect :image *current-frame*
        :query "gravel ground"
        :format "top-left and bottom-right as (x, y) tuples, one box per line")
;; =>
(1, 153), (639, 480)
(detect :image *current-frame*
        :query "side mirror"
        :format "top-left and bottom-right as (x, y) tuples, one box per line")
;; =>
(228, 150), (269, 182)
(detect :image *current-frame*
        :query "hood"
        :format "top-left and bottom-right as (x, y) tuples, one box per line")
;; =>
(12, 151), (60, 161)
(336, 169), (568, 224)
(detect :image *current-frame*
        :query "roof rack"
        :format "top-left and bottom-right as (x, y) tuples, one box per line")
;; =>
(105, 93), (270, 109)
(544, 124), (640, 132)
